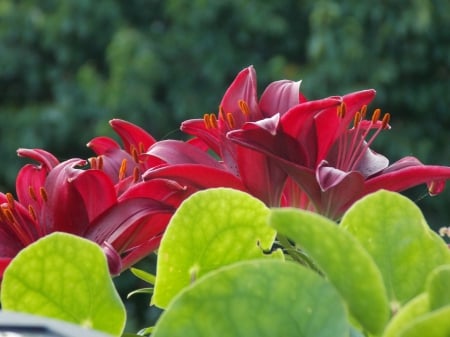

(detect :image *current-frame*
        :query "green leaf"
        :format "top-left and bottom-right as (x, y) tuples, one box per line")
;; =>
(1, 232), (126, 337)
(270, 208), (389, 335)
(382, 294), (429, 337)
(152, 259), (349, 337)
(427, 264), (450, 310)
(383, 265), (450, 337)
(130, 267), (156, 284)
(340, 190), (450, 305)
(152, 188), (282, 308)
(398, 306), (450, 337)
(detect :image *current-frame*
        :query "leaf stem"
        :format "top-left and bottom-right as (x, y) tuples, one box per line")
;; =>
(277, 234), (323, 275)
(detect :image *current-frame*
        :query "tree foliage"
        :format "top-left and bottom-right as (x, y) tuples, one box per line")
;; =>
(0, 0), (449, 224)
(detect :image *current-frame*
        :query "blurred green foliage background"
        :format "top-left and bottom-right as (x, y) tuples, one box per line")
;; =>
(0, 0), (449, 225)
(0, 0), (450, 225)
(0, 0), (450, 220)
(1, 0), (449, 331)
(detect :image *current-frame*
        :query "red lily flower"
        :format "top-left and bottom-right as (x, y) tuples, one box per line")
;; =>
(179, 65), (304, 205)
(87, 118), (159, 195)
(0, 148), (180, 278)
(228, 89), (450, 219)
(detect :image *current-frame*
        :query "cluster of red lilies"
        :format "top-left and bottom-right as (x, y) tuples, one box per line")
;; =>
(2, 66), (450, 277)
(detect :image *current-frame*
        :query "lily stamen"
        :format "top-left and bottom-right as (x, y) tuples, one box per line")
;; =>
(203, 113), (218, 129)
(28, 205), (37, 222)
(119, 159), (127, 181)
(346, 109), (391, 171)
(89, 157), (97, 169)
(39, 187), (48, 202)
(337, 102), (346, 118)
(226, 112), (236, 129)
(130, 145), (140, 163)
(1, 205), (33, 246)
(238, 99), (250, 117)
(132, 166), (140, 183)
(360, 105), (367, 119)
(138, 142), (146, 155)
(6, 192), (15, 210)
(381, 113), (391, 129)
(371, 108), (381, 124)
(28, 186), (38, 202)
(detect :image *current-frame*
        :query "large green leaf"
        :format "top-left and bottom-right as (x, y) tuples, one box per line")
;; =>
(152, 259), (349, 337)
(1, 232), (125, 337)
(270, 208), (389, 335)
(382, 294), (429, 337)
(340, 190), (450, 305)
(398, 306), (450, 337)
(383, 265), (450, 337)
(152, 188), (282, 308)
(427, 264), (450, 310)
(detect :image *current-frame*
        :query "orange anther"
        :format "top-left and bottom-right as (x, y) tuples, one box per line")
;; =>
(40, 187), (48, 202)
(381, 113), (391, 129)
(226, 113), (235, 129)
(6, 192), (15, 209)
(371, 108), (381, 123)
(28, 205), (37, 222)
(2, 207), (15, 224)
(203, 113), (211, 129)
(130, 145), (140, 163)
(337, 102), (346, 118)
(28, 186), (37, 201)
(360, 105), (367, 119)
(89, 157), (97, 169)
(203, 113), (218, 129)
(353, 111), (362, 128)
(238, 99), (250, 117)
(133, 166), (140, 183)
(209, 113), (218, 128)
(119, 159), (127, 181)
(138, 142), (146, 154)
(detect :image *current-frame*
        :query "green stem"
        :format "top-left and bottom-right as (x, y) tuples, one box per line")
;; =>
(277, 234), (323, 275)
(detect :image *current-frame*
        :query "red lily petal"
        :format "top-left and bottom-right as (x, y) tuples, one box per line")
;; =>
(69, 169), (118, 223)
(259, 79), (302, 117)
(144, 140), (225, 169)
(280, 97), (342, 166)
(281, 97), (342, 139)
(16, 163), (48, 210)
(110, 119), (157, 154)
(220, 65), (262, 124)
(42, 159), (118, 235)
(119, 234), (163, 271)
(85, 197), (173, 246)
(181, 119), (221, 155)
(236, 145), (287, 206)
(0, 257), (12, 279)
(95, 148), (137, 183)
(316, 161), (351, 191)
(0, 218), (25, 257)
(108, 212), (170, 253)
(17, 148), (59, 170)
(314, 89), (376, 165)
(143, 164), (248, 192)
(15, 149), (60, 208)
(119, 178), (192, 208)
(228, 114), (308, 167)
(319, 170), (366, 219)
(364, 157), (450, 196)
(87, 136), (121, 155)
(102, 241), (122, 276)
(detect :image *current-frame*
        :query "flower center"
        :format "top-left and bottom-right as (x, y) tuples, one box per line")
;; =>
(335, 103), (390, 172)
(0, 192), (37, 246)
(203, 99), (251, 130)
